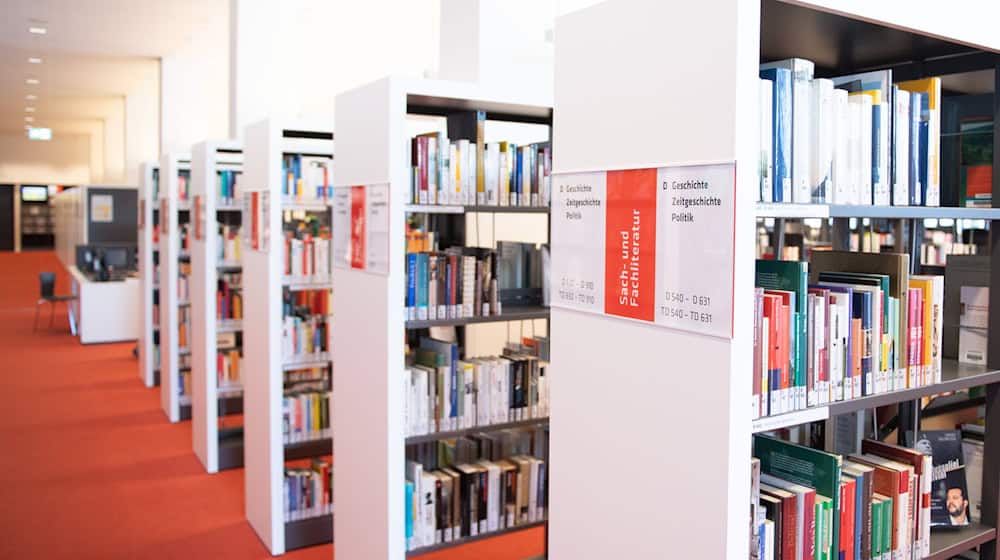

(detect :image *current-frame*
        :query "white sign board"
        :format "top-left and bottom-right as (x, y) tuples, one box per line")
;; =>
(552, 162), (736, 338)
(91, 194), (114, 223)
(331, 184), (389, 275)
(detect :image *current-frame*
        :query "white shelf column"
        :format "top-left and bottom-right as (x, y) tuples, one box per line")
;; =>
(549, 2), (759, 558)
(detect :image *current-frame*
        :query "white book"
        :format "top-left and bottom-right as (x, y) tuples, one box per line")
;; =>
(420, 471), (437, 545)
(846, 96), (863, 205)
(848, 94), (872, 204)
(875, 101), (891, 205)
(761, 316), (770, 416)
(466, 142), (476, 206)
(759, 78), (774, 203)
(527, 458), (540, 523)
(479, 461), (502, 532)
(893, 89), (911, 205)
(486, 142), (499, 206)
(763, 519), (775, 560)
(831, 89), (850, 204)
(810, 78), (834, 203)
(449, 142), (459, 205)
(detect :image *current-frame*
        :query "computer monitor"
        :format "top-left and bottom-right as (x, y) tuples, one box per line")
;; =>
(21, 185), (48, 202)
(103, 247), (128, 268)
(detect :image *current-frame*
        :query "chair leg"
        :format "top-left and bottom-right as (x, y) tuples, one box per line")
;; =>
(33, 302), (40, 332)
(49, 301), (55, 328)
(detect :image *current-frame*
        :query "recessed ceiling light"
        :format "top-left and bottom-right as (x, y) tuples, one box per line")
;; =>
(26, 78), (39, 85)
(25, 116), (34, 122)
(25, 107), (36, 113)
(28, 57), (42, 64)
(25, 94), (37, 101)
(28, 26), (47, 35)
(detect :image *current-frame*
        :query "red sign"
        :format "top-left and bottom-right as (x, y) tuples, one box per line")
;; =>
(603, 168), (657, 321)
(193, 195), (203, 240)
(250, 192), (259, 251)
(350, 186), (366, 270)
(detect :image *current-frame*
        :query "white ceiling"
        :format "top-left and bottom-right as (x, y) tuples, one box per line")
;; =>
(0, 0), (228, 135)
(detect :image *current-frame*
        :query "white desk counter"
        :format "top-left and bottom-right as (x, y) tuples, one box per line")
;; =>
(68, 265), (140, 344)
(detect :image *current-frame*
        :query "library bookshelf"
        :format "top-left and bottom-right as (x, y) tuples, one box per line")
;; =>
(332, 76), (552, 560)
(139, 161), (160, 388)
(243, 120), (335, 554)
(158, 152), (192, 423)
(551, 2), (1000, 560)
(190, 140), (245, 473)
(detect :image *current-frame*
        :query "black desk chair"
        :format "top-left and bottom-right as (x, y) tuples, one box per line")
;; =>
(34, 272), (77, 332)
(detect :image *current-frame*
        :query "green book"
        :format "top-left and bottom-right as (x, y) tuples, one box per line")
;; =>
(871, 496), (882, 560)
(756, 259), (809, 409)
(815, 495), (831, 560)
(881, 496), (892, 560)
(755, 435), (842, 560)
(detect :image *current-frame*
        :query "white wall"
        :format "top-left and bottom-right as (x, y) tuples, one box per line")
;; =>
(230, 0), (440, 134)
(0, 132), (91, 185)
(161, 28), (230, 154)
(103, 98), (127, 184)
(125, 63), (161, 185)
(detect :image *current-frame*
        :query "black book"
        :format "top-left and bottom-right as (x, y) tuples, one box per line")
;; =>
(909, 429), (971, 527)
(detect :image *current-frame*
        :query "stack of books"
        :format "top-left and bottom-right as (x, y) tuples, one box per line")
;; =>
(282, 391), (331, 444)
(405, 337), (550, 437)
(284, 458), (332, 521)
(216, 170), (241, 207)
(406, 247), (499, 321)
(216, 272), (242, 321)
(753, 252), (943, 419)
(283, 230), (331, 282)
(282, 154), (332, 204)
(759, 59), (941, 207)
(752, 435), (934, 560)
(217, 225), (241, 264)
(410, 130), (551, 208)
(406, 428), (547, 551)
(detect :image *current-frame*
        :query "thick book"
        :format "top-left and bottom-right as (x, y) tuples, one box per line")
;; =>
(763, 474), (817, 560)
(909, 430), (971, 528)
(755, 435), (842, 560)
(862, 439), (932, 557)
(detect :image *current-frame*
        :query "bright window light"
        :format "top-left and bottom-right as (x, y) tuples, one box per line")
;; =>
(28, 57), (42, 64)
(28, 26), (47, 35)
(25, 78), (39, 85)
(28, 127), (52, 141)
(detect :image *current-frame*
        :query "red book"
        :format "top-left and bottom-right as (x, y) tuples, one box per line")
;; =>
(419, 136), (429, 201)
(761, 474), (816, 560)
(753, 288), (764, 417)
(840, 476), (857, 560)
(762, 294), (783, 414)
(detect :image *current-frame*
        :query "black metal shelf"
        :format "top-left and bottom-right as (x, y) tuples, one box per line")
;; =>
(406, 519), (546, 556)
(285, 513), (333, 551)
(755, 202), (1000, 220)
(927, 523), (996, 560)
(406, 305), (549, 329)
(752, 360), (1000, 433)
(178, 395), (243, 421)
(406, 417), (549, 446)
(284, 437), (332, 461)
(218, 430), (244, 470)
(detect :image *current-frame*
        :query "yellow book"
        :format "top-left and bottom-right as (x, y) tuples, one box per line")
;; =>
(499, 142), (511, 207)
(897, 77), (942, 205)
(849, 89), (882, 105)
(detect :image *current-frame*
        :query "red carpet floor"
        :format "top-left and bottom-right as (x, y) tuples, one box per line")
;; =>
(0, 251), (543, 559)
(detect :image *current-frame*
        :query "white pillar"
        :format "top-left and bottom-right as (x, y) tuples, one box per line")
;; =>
(437, 0), (555, 101)
(124, 63), (160, 185)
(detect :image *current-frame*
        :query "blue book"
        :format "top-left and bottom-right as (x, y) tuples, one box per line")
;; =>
(406, 253), (417, 320)
(871, 102), (882, 201)
(760, 68), (792, 203)
(909, 92), (923, 205)
(853, 471), (863, 560)
(405, 480), (414, 543)
(515, 147), (523, 205)
(416, 253), (429, 320)
(918, 120), (929, 207)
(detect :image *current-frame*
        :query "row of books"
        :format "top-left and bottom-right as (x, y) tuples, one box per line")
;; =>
(283, 288), (330, 318)
(282, 316), (329, 360)
(282, 390), (331, 444)
(282, 154), (332, 203)
(284, 458), (332, 522)
(753, 252), (943, 418)
(751, 434), (952, 560)
(406, 445), (546, 550)
(175, 169), (191, 201)
(216, 170), (241, 207)
(406, 247), (498, 321)
(217, 348), (242, 389)
(217, 225), (241, 264)
(405, 337), (550, 437)
(410, 130), (552, 208)
(284, 233), (331, 281)
(179, 223), (190, 252)
(217, 272), (242, 320)
(922, 230), (978, 266)
(759, 58), (940, 206)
